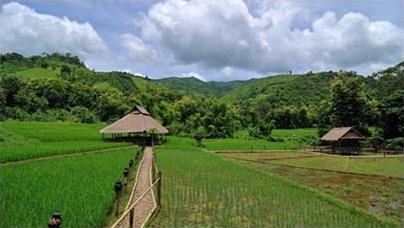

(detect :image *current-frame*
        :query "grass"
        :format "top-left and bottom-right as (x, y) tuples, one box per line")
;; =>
(0, 147), (138, 228)
(219, 151), (317, 161)
(270, 155), (404, 178)
(271, 128), (317, 138)
(204, 138), (299, 151)
(150, 137), (396, 227)
(0, 121), (130, 163)
(203, 128), (317, 151)
(14, 67), (58, 79)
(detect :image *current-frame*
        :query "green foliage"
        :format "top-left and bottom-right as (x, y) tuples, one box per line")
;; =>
(366, 61), (404, 99)
(4, 107), (29, 120)
(156, 76), (251, 96)
(248, 120), (275, 140)
(386, 138), (404, 152)
(0, 148), (135, 228)
(317, 101), (333, 137)
(70, 106), (98, 123)
(0, 75), (21, 105)
(1, 53), (403, 139)
(228, 73), (335, 129)
(193, 126), (206, 147)
(175, 96), (237, 137)
(367, 128), (385, 150)
(379, 90), (404, 139)
(330, 72), (372, 135)
(60, 64), (72, 77)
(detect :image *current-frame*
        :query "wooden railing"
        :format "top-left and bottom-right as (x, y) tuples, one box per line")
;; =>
(110, 176), (161, 228)
(111, 149), (162, 228)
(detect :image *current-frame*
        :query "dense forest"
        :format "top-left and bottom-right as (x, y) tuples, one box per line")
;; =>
(0, 52), (403, 148)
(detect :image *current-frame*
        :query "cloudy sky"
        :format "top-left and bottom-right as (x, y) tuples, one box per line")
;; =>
(0, 0), (403, 81)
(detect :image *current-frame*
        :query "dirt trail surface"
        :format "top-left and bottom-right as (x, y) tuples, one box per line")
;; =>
(116, 147), (156, 228)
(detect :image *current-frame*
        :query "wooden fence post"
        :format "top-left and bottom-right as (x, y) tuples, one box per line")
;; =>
(48, 212), (62, 228)
(157, 171), (162, 210)
(114, 181), (123, 217)
(153, 155), (156, 179)
(129, 208), (134, 227)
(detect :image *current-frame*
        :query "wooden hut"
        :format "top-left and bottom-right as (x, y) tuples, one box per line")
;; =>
(321, 127), (365, 155)
(100, 106), (168, 146)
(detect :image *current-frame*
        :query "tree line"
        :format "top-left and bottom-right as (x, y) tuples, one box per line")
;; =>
(0, 53), (403, 147)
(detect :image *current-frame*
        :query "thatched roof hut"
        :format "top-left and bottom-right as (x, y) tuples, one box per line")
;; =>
(100, 106), (168, 134)
(321, 127), (365, 141)
(321, 127), (365, 154)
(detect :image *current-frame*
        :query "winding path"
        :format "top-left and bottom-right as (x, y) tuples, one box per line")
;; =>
(116, 147), (156, 228)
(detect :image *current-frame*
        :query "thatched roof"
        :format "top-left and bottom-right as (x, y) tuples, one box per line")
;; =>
(100, 106), (169, 134)
(321, 127), (365, 141)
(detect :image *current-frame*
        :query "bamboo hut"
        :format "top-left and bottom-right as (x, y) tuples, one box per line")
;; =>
(321, 127), (365, 155)
(99, 106), (168, 146)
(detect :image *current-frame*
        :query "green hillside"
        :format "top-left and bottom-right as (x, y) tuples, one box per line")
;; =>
(155, 76), (256, 96)
(14, 67), (58, 79)
(223, 73), (336, 105)
(1, 52), (403, 139)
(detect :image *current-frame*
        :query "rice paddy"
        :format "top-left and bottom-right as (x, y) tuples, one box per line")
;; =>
(0, 121), (130, 163)
(0, 147), (138, 228)
(150, 137), (397, 227)
(1, 122), (401, 227)
(269, 154), (404, 178)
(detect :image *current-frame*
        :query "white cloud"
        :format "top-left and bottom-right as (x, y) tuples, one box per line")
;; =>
(297, 11), (403, 70)
(137, 0), (403, 74)
(220, 66), (234, 76)
(0, 2), (107, 58)
(120, 33), (158, 62)
(181, 71), (206, 81)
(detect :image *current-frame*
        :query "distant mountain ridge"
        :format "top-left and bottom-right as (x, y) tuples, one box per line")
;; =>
(154, 76), (257, 96)
(2, 52), (403, 114)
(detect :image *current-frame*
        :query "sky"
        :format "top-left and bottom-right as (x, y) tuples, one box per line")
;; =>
(0, 0), (403, 81)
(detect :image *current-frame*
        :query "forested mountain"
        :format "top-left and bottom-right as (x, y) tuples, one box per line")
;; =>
(155, 76), (255, 96)
(1, 52), (403, 142)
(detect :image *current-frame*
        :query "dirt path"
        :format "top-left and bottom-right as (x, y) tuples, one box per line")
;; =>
(116, 147), (156, 228)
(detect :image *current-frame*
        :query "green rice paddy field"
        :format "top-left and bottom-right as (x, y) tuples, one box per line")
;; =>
(220, 151), (404, 178)
(0, 148), (137, 228)
(1, 122), (401, 227)
(151, 137), (398, 227)
(0, 121), (130, 163)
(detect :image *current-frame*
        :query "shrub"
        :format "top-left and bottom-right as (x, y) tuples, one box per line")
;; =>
(4, 107), (29, 120)
(386, 138), (404, 152)
(47, 109), (73, 121)
(29, 110), (54, 122)
(70, 106), (98, 123)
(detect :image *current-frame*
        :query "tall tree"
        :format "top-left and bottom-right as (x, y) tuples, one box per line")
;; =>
(330, 72), (371, 135)
(379, 90), (404, 139)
